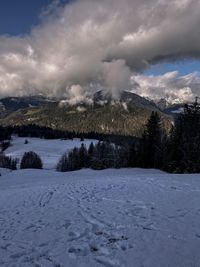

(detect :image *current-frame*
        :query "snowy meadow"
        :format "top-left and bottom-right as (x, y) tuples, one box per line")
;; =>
(5, 136), (98, 170)
(0, 137), (200, 266)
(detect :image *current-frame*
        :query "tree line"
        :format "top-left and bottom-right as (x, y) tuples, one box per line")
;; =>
(133, 101), (200, 173)
(0, 125), (136, 146)
(1, 100), (200, 173)
(0, 151), (42, 171)
(55, 112), (166, 172)
(56, 142), (128, 171)
(56, 101), (200, 173)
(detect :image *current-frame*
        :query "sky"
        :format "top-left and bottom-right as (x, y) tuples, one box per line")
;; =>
(146, 60), (200, 77)
(0, 0), (200, 103)
(0, 0), (53, 35)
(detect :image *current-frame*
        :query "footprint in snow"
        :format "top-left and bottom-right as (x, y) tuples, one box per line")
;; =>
(95, 256), (124, 267)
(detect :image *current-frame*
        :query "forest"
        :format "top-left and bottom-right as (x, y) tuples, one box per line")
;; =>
(1, 101), (200, 173)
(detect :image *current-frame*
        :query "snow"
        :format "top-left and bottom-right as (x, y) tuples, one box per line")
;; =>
(0, 168), (11, 176)
(5, 137), (97, 169)
(122, 102), (128, 111)
(171, 107), (184, 114)
(1, 168), (200, 267)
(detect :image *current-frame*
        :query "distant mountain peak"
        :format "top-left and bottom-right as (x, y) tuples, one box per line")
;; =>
(154, 98), (170, 110)
(93, 90), (157, 111)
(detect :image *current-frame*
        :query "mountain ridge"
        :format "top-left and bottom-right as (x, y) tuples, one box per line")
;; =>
(0, 91), (172, 137)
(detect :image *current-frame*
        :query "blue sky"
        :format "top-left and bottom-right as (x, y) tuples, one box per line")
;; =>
(145, 60), (200, 76)
(0, 0), (70, 35)
(0, 0), (54, 36)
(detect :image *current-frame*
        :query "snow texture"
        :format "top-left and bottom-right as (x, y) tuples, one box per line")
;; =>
(0, 168), (200, 267)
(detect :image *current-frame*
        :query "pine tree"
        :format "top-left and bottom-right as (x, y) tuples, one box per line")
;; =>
(20, 151), (43, 169)
(87, 142), (94, 166)
(71, 147), (81, 170)
(128, 144), (136, 167)
(165, 99), (200, 173)
(0, 154), (17, 170)
(137, 112), (164, 168)
(56, 153), (69, 172)
(79, 144), (88, 168)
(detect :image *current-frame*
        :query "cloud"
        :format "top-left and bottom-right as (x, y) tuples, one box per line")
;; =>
(0, 0), (200, 102)
(63, 84), (93, 105)
(132, 71), (200, 103)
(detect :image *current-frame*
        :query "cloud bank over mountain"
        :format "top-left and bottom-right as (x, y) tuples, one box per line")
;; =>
(0, 0), (200, 102)
(132, 71), (200, 103)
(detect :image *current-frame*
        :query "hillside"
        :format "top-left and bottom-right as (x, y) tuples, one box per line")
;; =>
(0, 96), (56, 118)
(0, 92), (172, 137)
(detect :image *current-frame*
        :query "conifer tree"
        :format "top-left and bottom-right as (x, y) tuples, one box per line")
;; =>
(137, 111), (163, 168)
(79, 144), (88, 168)
(88, 142), (94, 165)
(165, 99), (200, 173)
(20, 151), (43, 169)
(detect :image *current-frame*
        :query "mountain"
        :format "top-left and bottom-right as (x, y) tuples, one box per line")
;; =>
(0, 95), (56, 119)
(0, 92), (172, 137)
(94, 90), (157, 110)
(163, 104), (184, 116)
(153, 98), (188, 118)
(154, 98), (170, 110)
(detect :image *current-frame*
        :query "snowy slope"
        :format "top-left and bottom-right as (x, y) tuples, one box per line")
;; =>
(0, 168), (200, 267)
(0, 168), (11, 176)
(5, 137), (97, 169)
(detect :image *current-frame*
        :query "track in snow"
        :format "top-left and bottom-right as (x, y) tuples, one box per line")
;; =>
(0, 168), (200, 267)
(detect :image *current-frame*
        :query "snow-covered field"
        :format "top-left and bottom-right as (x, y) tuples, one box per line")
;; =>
(5, 137), (97, 169)
(1, 168), (200, 267)
(0, 168), (11, 177)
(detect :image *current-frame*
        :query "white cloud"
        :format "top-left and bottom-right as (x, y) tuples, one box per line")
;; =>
(132, 71), (199, 103)
(66, 84), (93, 105)
(0, 0), (200, 102)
